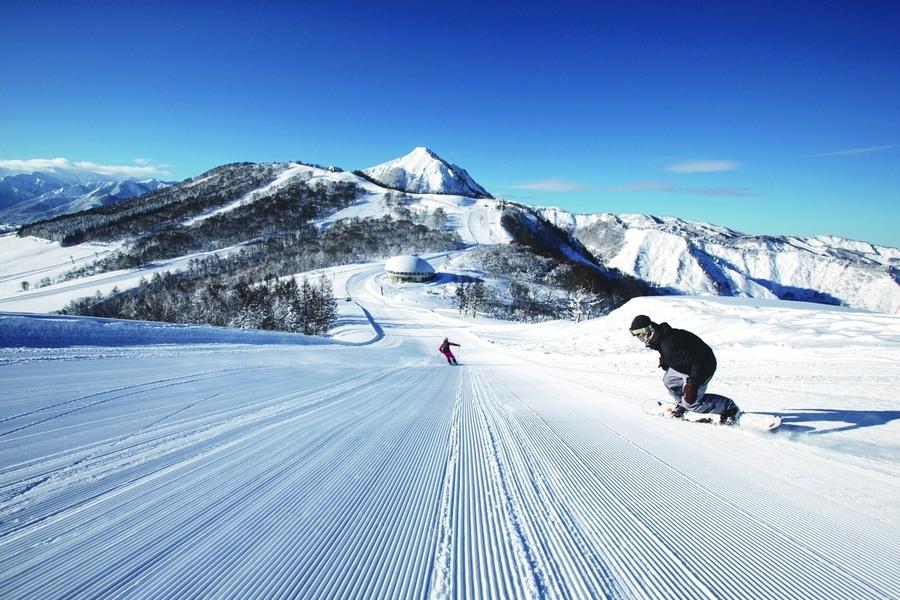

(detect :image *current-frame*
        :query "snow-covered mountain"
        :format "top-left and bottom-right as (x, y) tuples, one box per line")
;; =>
(0, 169), (170, 226)
(2, 148), (898, 315)
(362, 147), (492, 199)
(540, 209), (900, 313)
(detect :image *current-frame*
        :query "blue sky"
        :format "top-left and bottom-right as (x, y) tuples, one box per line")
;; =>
(2, 1), (898, 246)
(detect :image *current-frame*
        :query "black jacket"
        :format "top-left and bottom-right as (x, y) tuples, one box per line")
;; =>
(648, 322), (717, 382)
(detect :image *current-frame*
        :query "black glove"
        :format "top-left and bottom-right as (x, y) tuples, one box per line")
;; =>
(683, 377), (698, 404)
(658, 358), (668, 370)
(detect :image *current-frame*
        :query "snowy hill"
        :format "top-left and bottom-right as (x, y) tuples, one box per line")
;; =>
(0, 169), (170, 225)
(541, 209), (900, 313)
(1, 264), (899, 598)
(0, 158), (519, 314)
(362, 146), (493, 198)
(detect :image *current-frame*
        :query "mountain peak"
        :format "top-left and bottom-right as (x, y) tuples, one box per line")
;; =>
(363, 148), (492, 199)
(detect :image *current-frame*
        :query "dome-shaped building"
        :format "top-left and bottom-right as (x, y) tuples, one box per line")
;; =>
(384, 255), (435, 282)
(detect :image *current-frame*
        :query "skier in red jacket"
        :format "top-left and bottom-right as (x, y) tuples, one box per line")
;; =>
(439, 337), (460, 365)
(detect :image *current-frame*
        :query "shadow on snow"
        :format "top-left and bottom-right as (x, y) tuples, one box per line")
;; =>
(773, 408), (900, 435)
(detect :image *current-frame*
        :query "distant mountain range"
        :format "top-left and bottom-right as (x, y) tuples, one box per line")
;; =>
(0, 168), (170, 226)
(540, 210), (900, 314)
(7, 148), (899, 314)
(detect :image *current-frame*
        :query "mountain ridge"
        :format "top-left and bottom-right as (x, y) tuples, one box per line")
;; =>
(539, 208), (900, 313)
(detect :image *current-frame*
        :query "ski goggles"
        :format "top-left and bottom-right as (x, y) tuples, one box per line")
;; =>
(630, 325), (653, 343)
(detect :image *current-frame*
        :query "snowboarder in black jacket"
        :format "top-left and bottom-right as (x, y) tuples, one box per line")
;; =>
(630, 314), (739, 424)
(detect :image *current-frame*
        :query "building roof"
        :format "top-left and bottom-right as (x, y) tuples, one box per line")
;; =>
(385, 255), (435, 274)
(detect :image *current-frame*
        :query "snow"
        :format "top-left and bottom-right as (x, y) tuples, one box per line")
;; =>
(1, 258), (899, 599)
(608, 228), (725, 295)
(318, 189), (509, 246)
(0, 240), (249, 314)
(0, 234), (120, 302)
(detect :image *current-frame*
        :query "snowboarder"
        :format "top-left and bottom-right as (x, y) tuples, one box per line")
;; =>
(629, 314), (739, 424)
(439, 337), (460, 365)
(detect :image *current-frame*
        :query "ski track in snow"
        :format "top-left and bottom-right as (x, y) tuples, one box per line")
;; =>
(1, 266), (899, 598)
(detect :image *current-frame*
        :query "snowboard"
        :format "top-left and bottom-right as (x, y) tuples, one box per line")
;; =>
(641, 400), (782, 432)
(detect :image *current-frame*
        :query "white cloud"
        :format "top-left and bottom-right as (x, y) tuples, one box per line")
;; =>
(614, 180), (757, 197)
(816, 145), (895, 157)
(0, 158), (170, 178)
(664, 160), (740, 173)
(0, 158), (72, 172)
(507, 178), (589, 192)
(73, 160), (170, 177)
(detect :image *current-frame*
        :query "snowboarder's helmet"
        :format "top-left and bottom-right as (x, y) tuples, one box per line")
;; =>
(630, 315), (651, 331)
(629, 315), (654, 344)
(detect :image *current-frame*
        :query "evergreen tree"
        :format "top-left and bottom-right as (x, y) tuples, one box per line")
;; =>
(299, 278), (314, 334)
(313, 276), (338, 334)
(456, 280), (468, 315)
(470, 282), (485, 317)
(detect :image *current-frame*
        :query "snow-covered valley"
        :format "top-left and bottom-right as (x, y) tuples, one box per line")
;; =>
(2, 258), (899, 599)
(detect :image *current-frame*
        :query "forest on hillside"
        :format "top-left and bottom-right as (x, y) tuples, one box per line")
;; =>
(60, 213), (465, 333)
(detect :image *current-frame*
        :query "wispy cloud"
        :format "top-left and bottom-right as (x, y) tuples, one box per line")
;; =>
(0, 158), (171, 177)
(815, 144), (895, 157)
(613, 180), (674, 192)
(507, 178), (590, 192)
(664, 160), (740, 173)
(679, 186), (757, 197)
(614, 180), (757, 197)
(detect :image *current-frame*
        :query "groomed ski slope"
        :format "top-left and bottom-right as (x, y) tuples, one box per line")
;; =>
(1, 262), (899, 599)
